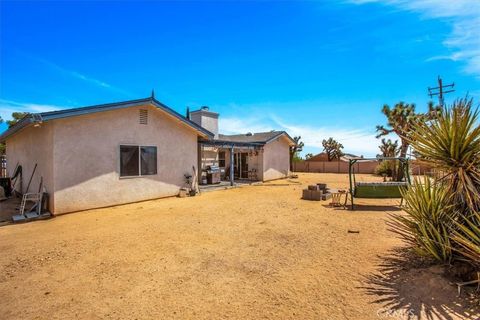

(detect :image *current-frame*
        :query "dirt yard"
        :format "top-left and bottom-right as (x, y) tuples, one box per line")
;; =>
(0, 173), (478, 320)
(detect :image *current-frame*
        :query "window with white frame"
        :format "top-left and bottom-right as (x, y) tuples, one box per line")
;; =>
(120, 145), (157, 177)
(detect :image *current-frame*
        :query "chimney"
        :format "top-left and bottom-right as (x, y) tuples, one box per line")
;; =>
(189, 106), (219, 139)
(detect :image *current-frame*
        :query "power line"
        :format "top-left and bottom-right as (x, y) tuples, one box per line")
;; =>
(428, 75), (455, 106)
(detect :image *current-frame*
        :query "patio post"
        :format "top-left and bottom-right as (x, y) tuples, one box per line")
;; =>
(230, 145), (234, 186)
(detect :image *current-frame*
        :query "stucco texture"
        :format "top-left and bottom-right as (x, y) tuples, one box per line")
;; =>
(261, 135), (291, 181)
(6, 104), (201, 214)
(5, 123), (55, 211)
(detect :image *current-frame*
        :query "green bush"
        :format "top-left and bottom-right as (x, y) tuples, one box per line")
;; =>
(374, 161), (393, 177)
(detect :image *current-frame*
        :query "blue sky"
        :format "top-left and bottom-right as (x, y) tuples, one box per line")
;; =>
(1, 0), (479, 156)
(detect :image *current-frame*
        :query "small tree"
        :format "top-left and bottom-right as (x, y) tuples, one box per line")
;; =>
(289, 136), (304, 171)
(379, 138), (399, 157)
(7, 112), (29, 128)
(322, 137), (344, 161)
(305, 153), (314, 160)
(377, 138), (399, 179)
(376, 102), (439, 180)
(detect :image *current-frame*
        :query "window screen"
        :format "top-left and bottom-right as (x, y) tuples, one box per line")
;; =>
(120, 145), (139, 177)
(120, 145), (157, 177)
(141, 146), (157, 175)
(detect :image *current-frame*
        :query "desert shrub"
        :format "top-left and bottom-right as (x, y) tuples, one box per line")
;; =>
(374, 161), (393, 177)
(393, 177), (454, 263)
(452, 211), (480, 267)
(395, 98), (480, 272)
(409, 98), (480, 212)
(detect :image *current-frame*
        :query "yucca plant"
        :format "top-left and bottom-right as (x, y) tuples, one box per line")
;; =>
(407, 98), (480, 213)
(398, 97), (480, 271)
(452, 211), (480, 267)
(392, 177), (455, 263)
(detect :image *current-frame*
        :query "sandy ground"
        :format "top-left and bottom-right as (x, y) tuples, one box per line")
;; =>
(0, 173), (478, 320)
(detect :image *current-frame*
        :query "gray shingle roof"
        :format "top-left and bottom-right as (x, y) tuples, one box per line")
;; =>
(218, 131), (294, 145)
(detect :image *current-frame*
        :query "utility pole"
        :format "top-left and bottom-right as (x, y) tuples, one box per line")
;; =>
(428, 76), (454, 106)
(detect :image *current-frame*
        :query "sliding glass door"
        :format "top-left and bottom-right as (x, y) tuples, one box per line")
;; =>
(234, 152), (249, 179)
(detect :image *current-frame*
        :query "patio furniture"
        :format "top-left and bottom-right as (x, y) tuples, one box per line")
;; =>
(348, 156), (411, 210)
(330, 189), (347, 208)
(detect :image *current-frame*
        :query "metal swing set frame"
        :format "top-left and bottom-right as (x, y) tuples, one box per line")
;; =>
(347, 156), (411, 210)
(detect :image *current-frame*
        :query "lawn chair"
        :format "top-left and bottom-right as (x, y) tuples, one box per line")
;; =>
(330, 189), (347, 209)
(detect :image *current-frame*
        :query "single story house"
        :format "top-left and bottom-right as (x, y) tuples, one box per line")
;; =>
(0, 95), (295, 215)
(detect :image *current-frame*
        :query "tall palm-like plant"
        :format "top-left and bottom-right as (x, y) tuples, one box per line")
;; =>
(396, 97), (480, 271)
(408, 98), (480, 212)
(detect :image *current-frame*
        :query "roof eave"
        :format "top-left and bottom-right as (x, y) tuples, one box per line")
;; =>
(199, 139), (265, 148)
(265, 131), (296, 145)
(151, 99), (214, 139)
(0, 97), (214, 141)
(0, 116), (34, 142)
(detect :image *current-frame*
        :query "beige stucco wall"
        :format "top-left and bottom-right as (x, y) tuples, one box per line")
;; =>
(261, 135), (291, 181)
(5, 123), (55, 211)
(51, 104), (200, 214)
(190, 110), (218, 139)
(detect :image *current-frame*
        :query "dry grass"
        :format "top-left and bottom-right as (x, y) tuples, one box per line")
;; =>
(0, 173), (478, 319)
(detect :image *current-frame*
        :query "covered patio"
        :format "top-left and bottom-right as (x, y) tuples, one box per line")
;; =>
(198, 140), (264, 186)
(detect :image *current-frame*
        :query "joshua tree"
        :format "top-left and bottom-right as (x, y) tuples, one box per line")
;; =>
(379, 138), (399, 157)
(289, 136), (304, 171)
(322, 137), (344, 161)
(376, 102), (439, 180)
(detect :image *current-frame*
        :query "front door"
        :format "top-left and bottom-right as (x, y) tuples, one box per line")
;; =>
(234, 152), (249, 179)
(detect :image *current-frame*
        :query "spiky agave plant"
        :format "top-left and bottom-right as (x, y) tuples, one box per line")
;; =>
(452, 211), (480, 267)
(398, 97), (480, 269)
(392, 177), (455, 263)
(408, 98), (480, 213)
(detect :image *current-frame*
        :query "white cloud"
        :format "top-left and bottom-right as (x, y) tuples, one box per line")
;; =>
(350, 0), (480, 78)
(0, 99), (68, 121)
(28, 55), (134, 96)
(220, 117), (274, 135)
(69, 71), (112, 89)
(220, 115), (380, 157)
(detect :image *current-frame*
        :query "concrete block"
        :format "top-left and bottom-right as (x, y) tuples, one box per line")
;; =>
(302, 189), (311, 200)
(310, 190), (323, 201)
(322, 192), (332, 201)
